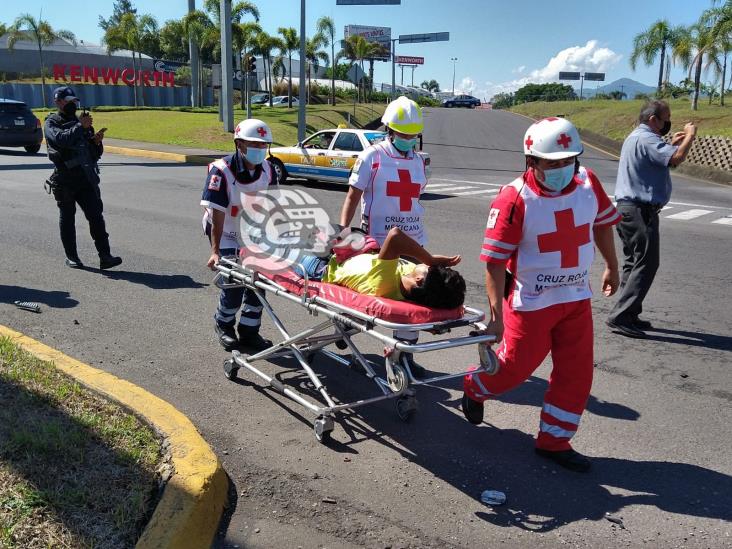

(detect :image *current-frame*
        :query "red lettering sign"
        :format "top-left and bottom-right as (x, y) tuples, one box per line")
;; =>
(52, 64), (175, 87)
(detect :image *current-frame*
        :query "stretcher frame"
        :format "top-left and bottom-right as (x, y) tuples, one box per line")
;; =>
(214, 257), (498, 443)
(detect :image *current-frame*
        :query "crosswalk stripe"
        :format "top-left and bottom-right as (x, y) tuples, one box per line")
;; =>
(424, 185), (476, 193)
(425, 183), (457, 189)
(711, 217), (732, 225)
(664, 209), (714, 220)
(451, 188), (500, 196)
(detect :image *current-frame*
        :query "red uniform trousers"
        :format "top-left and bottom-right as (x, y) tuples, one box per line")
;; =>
(464, 298), (594, 451)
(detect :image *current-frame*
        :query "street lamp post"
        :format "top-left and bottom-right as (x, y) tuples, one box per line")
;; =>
(391, 38), (398, 99)
(451, 57), (457, 96)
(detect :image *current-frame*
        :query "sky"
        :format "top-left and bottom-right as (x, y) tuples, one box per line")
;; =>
(2, 0), (716, 100)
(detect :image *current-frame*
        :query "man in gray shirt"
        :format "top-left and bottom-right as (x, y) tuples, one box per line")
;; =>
(607, 100), (696, 338)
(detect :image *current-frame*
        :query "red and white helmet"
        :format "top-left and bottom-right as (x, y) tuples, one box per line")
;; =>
(523, 117), (582, 160)
(234, 118), (273, 143)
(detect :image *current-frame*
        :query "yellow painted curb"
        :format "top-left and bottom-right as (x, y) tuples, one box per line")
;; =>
(103, 146), (190, 163)
(0, 325), (228, 549)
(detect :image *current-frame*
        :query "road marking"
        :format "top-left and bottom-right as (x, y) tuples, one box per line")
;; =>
(425, 185), (477, 193)
(425, 183), (459, 189)
(430, 177), (504, 187)
(711, 216), (732, 225)
(667, 200), (732, 211)
(664, 209), (714, 220)
(451, 188), (500, 196)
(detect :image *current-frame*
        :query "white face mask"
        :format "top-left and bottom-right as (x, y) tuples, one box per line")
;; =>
(540, 163), (575, 192)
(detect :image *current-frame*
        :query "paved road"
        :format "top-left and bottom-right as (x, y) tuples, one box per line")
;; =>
(1, 108), (730, 548)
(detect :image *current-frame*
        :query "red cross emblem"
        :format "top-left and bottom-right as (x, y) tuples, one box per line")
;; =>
(257, 126), (267, 138)
(386, 169), (421, 211)
(525, 135), (533, 148)
(544, 117), (560, 122)
(537, 209), (590, 268)
(556, 133), (572, 149)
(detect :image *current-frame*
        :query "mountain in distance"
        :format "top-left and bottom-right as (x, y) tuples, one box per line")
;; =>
(575, 78), (655, 99)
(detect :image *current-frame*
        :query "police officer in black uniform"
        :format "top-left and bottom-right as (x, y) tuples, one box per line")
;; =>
(45, 86), (122, 270)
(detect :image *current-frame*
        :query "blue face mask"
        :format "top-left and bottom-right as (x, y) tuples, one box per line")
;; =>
(243, 147), (267, 165)
(541, 163), (575, 192)
(392, 136), (417, 152)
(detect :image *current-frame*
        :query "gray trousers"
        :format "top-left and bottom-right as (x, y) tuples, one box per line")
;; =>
(608, 202), (661, 324)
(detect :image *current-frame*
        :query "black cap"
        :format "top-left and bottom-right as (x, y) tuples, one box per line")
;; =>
(53, 86), (78, 102)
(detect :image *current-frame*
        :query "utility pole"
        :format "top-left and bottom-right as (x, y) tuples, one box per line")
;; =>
(188, 0), (199, 107)
(451, 57), (457, 96)
(297, 0), (306, 142)
(220, 0), (234, 131)
(391, 38), (398, 99)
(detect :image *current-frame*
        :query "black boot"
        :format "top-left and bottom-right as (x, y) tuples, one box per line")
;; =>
(237, 328), (272, 353)
(215, 323), (238, 352)
(99, 253), (122, 270)
(461, 392), (484, 425)
(535, 448), (592, 473)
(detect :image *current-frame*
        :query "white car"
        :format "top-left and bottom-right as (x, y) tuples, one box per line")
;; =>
(268, 128), (431, 185)
(267, 95), (299, 107)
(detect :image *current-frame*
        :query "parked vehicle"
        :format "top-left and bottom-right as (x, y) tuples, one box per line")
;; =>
(442, 94), (481, 108)
(267, 95), (299, 107)
(268, 128), (430, 185)
(250, 93), (271, 105)
(0, 99), (43, 153)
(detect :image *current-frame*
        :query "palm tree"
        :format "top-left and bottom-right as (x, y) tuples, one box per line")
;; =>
(254, 31), (283, 107)
(316, 16), (336, 105)
(6, 14), (76, 107)
(630, 20), (682, 93)
(674, 23), (720, 111)
(277, 27), (300, 107)
(233, 21), (262, 109)
(0, 23), (7, 37)
(182, 10), (214, 107)
(707, 1), (732, 105)
(421, 79), (440, 93)
(305, 34), (329, 104)
(103, 13), (158, 107)
(337, 35), (376, 102)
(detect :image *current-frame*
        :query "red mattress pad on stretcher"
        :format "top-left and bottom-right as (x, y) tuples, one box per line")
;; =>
(267, 270), (464, 325)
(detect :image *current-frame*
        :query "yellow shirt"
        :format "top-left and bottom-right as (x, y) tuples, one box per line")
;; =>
(322, 254), (417, 300)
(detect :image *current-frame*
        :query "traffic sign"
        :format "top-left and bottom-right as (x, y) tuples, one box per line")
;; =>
(584, 72), (605, 81)
(559, 71), (581, 80)
(398, 32), (449, 44)
(395, 56), (424, 65)
(337, 0), (400, 4)
(347, 64), (366, 84)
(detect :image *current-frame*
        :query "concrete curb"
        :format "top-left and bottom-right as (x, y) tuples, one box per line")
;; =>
(0, 324), (228, 549)
(103, 145), (218, 165)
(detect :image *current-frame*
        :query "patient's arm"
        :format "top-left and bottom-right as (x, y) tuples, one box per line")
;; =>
(378, 227), (460, 266)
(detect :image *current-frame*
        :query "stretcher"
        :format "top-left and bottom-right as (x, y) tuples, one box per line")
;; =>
(213, 256), (498, 443)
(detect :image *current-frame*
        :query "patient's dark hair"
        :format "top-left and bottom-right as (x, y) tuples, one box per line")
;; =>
(407, 265), (466, 309)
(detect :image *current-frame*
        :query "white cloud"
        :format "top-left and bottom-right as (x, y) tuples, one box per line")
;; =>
(456, 76), (475, 94)
(512, 65), (526, 74)
(485, 40), (622, 100)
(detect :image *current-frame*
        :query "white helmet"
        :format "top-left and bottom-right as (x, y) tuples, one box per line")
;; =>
(523, 117), (582, 160)
(234, 118), (273, 143)
(381, 95), (424, 135)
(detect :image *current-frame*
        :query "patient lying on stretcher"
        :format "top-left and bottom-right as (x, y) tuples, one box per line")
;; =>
(298, 227), (466, 309)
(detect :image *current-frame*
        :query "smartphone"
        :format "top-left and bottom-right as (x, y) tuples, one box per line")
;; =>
(98, 127), (108, 134)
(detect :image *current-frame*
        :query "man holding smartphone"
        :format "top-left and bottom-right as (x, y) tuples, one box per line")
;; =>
(45, 86), (122, 269)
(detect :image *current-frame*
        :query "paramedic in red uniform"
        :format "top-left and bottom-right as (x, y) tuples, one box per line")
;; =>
(461, 117), (621, 473)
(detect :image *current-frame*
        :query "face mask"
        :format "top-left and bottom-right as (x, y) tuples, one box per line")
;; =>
(62, 101), (77, 116)
(243, 147), (267, 165)
(540, 163), (575, 192)
(659, 120), (671, 136)
(392, 136), (417, 152)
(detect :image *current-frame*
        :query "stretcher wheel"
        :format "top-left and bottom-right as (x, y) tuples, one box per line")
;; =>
(313, 415), (334, 444)
(335, 339), (348, 350)
(223, 359), (239, 381)
(387, 363), (408, 393)
(396, 395), (418, 422)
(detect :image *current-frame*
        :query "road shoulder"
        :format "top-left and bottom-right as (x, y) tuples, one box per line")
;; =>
(0, 324), (228, 549)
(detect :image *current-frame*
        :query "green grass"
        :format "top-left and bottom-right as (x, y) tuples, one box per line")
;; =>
(0, 336), (162, 548)
(510, 98), (732, 140)
(34, 102), (386, 150)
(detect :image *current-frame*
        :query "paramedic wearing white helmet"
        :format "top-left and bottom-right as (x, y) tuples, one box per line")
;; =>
(338, 96), (429, 377)
(461, 117), (621, 473)
(201, 118), (277, 353)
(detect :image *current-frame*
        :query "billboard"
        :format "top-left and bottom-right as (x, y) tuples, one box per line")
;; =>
(344, 25), (391, 60)
(395, 56), (424, 65)
(559, 71), (581, 80)
(584, 72), (605, 81)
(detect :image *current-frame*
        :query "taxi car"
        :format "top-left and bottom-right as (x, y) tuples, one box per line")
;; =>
(267, 128), (430, 185)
